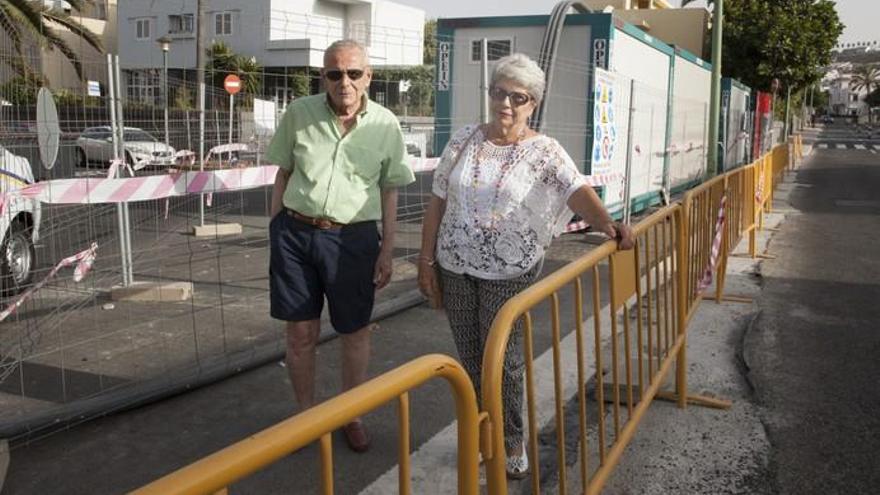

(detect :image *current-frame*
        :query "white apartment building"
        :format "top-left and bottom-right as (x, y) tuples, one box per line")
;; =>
(117, 0), (425, 105)
(823, 66), (870, 117)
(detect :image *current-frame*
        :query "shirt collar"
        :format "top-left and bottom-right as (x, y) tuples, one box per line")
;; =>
(324, 93), (370, 118)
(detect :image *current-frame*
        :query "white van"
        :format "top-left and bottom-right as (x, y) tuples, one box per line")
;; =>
(0, 145), (42, 296)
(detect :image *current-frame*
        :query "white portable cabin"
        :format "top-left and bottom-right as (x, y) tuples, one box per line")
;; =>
(434, 13), (705, 216)
(719, 78), (753, 171)
(667, 48), (711, 194)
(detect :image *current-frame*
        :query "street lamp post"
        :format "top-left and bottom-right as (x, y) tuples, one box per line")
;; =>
(157, 35), (172, 149)
(707, 0), (723, 177)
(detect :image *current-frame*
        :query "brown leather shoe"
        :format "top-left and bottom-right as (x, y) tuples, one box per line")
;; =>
(342, 421), (370, 453)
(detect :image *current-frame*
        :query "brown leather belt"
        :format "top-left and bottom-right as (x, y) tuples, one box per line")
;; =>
(286, 209), (345, 230)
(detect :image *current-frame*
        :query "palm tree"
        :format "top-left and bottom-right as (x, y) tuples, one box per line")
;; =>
(207, 40), (263, 102)
(850, 64), (880, 123)
(0, 0), (103, 81)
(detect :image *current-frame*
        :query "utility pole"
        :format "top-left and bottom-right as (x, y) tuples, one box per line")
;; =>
(196, 0), (205, 96)
(784, 85), (792, 139)
(196, 0), (206, 226)
(706, 0), (723, 177)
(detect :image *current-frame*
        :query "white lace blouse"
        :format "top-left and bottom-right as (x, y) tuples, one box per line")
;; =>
(432, 125), (586, 279)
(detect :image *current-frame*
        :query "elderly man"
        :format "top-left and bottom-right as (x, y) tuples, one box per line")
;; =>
(266, 39), (414, 453)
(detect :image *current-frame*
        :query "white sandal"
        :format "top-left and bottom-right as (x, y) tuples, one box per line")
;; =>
(506, 446), (529, 479)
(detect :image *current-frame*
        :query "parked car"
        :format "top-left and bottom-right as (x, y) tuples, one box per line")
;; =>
(0, 145), (41, 296)
(820, 115), (834, 124)
(75, 126), (175, 170)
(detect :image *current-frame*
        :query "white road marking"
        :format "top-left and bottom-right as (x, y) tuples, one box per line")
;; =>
(817, 143), (828, 149)
(855, 144), (866, 150)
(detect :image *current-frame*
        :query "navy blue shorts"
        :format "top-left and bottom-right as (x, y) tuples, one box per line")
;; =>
(269, 210), (380, 334)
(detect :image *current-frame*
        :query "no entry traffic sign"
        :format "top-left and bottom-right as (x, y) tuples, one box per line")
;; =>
(224, 74), (242, 95)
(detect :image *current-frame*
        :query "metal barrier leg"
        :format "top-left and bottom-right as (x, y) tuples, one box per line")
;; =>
(320, 433), (334, 495)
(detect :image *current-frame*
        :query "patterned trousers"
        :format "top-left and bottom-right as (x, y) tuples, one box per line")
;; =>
(439, 262), (542, 451)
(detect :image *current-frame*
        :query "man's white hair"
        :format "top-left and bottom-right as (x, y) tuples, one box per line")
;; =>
(491, 53), (546, 105)
(324, 39), (370, 66)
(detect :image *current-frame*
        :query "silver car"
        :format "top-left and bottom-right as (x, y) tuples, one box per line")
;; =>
(75, 126), (176, 170)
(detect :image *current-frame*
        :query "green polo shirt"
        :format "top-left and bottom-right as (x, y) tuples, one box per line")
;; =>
(265, 93), (415, 223)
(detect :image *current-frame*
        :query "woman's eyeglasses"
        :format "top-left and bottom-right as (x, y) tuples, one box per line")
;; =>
(488, 87), (533, 107)
(324, 69), (365, 81)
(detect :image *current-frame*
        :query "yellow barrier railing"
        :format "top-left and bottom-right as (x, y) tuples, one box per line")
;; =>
(680, 174), (725, 320)
(481, 205), (728, 495)
(135, 137), (804, 495)
(131, 354), (481, 495)
(481, 140), (803, 494)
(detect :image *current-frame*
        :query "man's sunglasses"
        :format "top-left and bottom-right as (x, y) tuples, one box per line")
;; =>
(324, 69), (365, 81)
(488, 87), (533, 107)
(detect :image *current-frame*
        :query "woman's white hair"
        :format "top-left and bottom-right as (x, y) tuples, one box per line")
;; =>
(491, 53), (546, 104)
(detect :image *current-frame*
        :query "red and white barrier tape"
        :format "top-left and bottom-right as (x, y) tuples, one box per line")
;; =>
(655, 142), (706, 157)
(7, 157), (621, 207)
(696, 195), (727, 294)
(12, 166), (280, 205)
(0, 242), (98, 323)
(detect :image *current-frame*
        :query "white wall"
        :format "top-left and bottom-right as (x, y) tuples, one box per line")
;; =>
(668, 54), (710, 188)
(449, 24), (591, 168)
(603, 28), (670, 209)
(722, 82), (750, 170)
(368, 1), (424, 66)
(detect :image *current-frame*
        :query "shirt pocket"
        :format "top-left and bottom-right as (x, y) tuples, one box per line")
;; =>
(344, 145), (384, 188)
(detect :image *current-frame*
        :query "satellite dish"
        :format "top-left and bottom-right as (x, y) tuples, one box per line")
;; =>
(36, 87), (61, 170)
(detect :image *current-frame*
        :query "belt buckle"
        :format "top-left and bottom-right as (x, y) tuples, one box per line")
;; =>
(315, 218), (334, 230)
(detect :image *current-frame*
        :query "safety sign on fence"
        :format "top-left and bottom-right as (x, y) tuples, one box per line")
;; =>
(591, 68), (618, 176)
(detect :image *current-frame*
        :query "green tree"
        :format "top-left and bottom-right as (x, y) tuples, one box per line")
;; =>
(423, 19), (437, 65)
(206, 41), (263, 104)
(0, 0), (103, 81)
(866, 88), (880, 108)
(851, 64), (880, 122)
(372, 65), (434, 116)
(686, 0), (843, 93)
(173, 86), (194, 110)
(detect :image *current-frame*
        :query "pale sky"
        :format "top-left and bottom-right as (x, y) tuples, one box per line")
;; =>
(397, 0), (875, 46)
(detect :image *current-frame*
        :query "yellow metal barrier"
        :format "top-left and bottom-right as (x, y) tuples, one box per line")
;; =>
(481, 205), (728, 495)
(680, 175), (725, 320)
(771, 143), (788, 191)
(759, 151), (774, 219)
(131, 137), (802, 495)
(714, 164), (749, 298)
(132, 354), (481, 495)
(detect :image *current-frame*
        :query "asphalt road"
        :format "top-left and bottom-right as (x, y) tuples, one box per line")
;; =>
(743, 124), (880, 493)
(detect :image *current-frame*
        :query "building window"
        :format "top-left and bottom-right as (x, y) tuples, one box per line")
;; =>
(169, 14), (194, 34)
(470, 39), (512, 63)
(127, 70), (160, 104)
(135, 18), (151, 40)
(94, 0), (107, 20)
(349, 21), (370, 46)
(215, 12), (233, 36)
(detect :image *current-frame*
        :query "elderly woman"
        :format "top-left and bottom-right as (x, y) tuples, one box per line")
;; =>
(418, 53), (634, 478)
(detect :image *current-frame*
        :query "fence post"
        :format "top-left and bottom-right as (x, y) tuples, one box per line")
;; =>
(622, 80), (636, 223)
(107, 54), (133, 287)
(675, 205), (688, 409)
(749, 162), (757, 258)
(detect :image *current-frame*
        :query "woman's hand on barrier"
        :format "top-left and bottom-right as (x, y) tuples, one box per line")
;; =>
(600, 221), (635, 250)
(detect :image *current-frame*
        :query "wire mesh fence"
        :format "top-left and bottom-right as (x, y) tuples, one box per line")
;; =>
(0, 14), (724, 445)
(0, 17), (438, 442)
